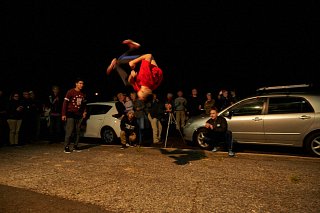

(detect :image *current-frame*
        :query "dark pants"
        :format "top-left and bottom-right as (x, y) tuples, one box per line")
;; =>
(205, 130), (233, 150)
(49, 115), (63, 142)
(116, 49), (140, 86)
(64, 117), (83, 148)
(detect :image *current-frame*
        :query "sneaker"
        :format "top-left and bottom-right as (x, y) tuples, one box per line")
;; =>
(211, 147), (218, 152)
(122, 39), (141, 49)
(228, 150), (235, 157)
(64, 146), (71, 153)
(106, 58), (117, 75)
(74, 146), (81, 152)
(120, 144), (127, 150)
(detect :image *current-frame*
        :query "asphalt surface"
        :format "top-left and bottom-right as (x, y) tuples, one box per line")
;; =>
(0, 137), (319, 213)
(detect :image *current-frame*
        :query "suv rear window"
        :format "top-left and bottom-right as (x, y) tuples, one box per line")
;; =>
(267, 97), (314, 114)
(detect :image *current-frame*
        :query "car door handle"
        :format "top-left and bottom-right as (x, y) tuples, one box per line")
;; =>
(299, 115), (311, 120)
(252, 117), (263, 121)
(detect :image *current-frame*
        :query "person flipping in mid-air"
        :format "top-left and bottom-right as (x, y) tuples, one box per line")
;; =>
(106, 39), (163, 101)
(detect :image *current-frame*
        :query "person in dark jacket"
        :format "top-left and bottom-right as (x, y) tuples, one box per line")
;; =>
(204, 107), (235, 157)
(146, 93), (164, 144)
(6, 92), (24, 146)
(114, 92), (126, 119)
(120, 110), (139, 149)
(47, 85), (64, 143)
(0, 90), (9, 146)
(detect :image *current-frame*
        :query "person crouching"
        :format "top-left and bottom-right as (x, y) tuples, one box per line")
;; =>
(120, 110), (139, 149)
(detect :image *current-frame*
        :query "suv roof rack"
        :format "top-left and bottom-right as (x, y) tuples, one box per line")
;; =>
(256, 84), (314, 95)
(256, 84), (311, 91)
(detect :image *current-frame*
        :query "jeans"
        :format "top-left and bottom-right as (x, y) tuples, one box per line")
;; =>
(64, 117), (83, 147)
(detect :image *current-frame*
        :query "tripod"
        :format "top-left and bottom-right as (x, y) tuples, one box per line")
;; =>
(164, 112), (185, 148)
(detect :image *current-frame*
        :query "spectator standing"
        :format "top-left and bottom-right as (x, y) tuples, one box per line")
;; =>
(229, 89), (238, 105)
(48, 85), (64, 143)
(114, 92), (126, 119)
(0, 90), (9, 146)
(29, 90), (43, 142)
(203, 92), (216, 115)
(20, 90), (35, 144)
(62, 78), (87, 153)
(130, 91), (147, 144)
(174, 90), (187, 131)
(6, 92), (24, 146)
(120, 110), (139, 149)
(124, 95), (133, 113)
(147, 93), (164, 144)
(217, 89), (231, 111)
(187, 88), (202, 118)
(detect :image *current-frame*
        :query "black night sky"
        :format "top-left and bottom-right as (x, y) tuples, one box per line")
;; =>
(1, 1), (319, 101)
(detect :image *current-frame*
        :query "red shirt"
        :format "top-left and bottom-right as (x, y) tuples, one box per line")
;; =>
(61, 88), (86, 118)
(130, 59), (163, 92)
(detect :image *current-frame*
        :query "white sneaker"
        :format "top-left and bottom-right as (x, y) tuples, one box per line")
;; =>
(228, 150), (235, 157)
(211, 147), (218, 152)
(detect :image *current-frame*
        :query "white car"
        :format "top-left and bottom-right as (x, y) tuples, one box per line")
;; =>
(81, 101), (121, 144)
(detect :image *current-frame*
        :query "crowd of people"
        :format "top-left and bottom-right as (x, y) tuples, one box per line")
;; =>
(0, 84), (237, 156)
(113, 87), (237, 157)
(0, 39), (238, 156)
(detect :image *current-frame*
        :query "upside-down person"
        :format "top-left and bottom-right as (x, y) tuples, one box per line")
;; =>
(106, 40), (163, 101)
(127, 53), (163, 101)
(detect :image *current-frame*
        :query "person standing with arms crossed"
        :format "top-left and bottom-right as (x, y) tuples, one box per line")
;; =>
(61, 78), (87, 153)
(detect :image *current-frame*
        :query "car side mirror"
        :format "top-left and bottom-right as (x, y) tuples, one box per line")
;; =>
(222, 110), (232, 119)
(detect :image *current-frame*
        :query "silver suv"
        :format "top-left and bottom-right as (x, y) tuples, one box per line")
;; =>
(183, 84), (320, 157)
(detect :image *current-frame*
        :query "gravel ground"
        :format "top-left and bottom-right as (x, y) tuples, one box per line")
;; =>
(0, 141), (319, 213)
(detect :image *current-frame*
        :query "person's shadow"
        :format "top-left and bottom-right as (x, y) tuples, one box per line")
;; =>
(159, 148), (207, 165)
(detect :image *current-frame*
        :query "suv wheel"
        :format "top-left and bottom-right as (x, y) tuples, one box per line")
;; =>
(305, 132), (320, 157)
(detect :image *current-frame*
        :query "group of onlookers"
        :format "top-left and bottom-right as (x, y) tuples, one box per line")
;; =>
(0, 85), (65, 147)
(0, 89), (45, 147)
(0, 83), (238, 157)
(114, 88), (238, 152)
